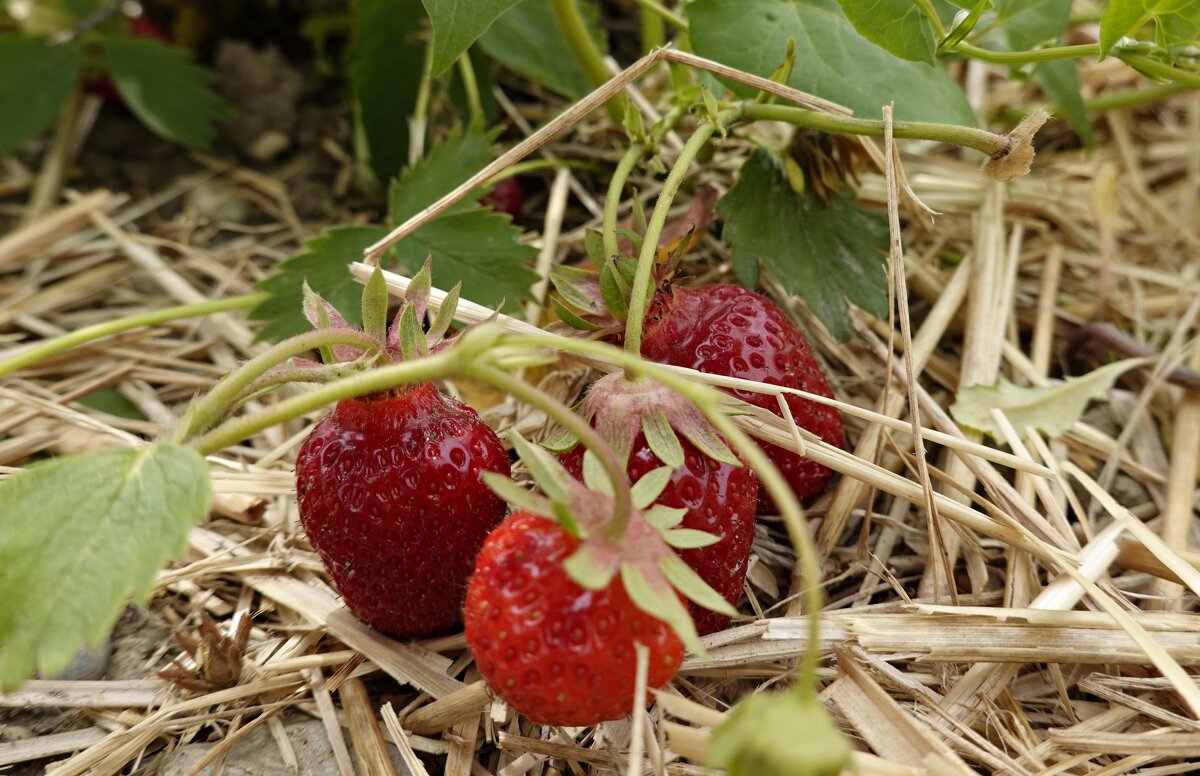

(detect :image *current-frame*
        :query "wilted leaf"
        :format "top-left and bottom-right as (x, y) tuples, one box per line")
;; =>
(949, 358), (1147, 443)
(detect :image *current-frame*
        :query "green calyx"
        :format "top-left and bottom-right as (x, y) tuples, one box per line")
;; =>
(708, 691), (851, 776)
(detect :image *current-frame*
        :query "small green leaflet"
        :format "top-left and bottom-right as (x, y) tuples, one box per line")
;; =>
(0, 35), (83, 156)
(620, 564), (703, 655)
(422, 0), (523, 76)
(949, 358), (1148, 444)
(252, 226), (390, 342)
(102, 37), (228, 150)
(0, 444), (211, 690)
(1100, 0), (1200, 56)
(687, 0), (975, 125)
(718, 149), (888, 341)
(350, 0), (425, 181)
(837, 0), (937, 64)
(479, 0), (606, 99)
(76, 387), (148, 421)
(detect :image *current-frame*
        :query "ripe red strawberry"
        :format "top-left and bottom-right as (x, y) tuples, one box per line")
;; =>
(296, 383), (510, 637)
(640, 283), (844, 510)
(561, 433), (756, 635)
(464, 511), (683, 726)
(293, 263), (510, 637)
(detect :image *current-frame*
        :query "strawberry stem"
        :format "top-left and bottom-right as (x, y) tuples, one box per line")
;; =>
(465, 363), (635, 540)
(602, 144), (646, 261)
(0, 293), (266, 379)
(190, 351), (458, 455)
(623, 112), (735, 359)
(178, 328), (383, 443)
(549, 0), (625, 125)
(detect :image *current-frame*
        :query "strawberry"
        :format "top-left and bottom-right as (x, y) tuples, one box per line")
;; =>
(466, 432), (735, 726)
(557, 374), (757, 635)
(482, 177), (524, 222)
(639, 283), (844, 511)
(464, 511), (683, 725)
(293, 264), (510, 637)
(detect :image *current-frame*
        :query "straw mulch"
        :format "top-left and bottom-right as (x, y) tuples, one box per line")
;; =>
(1, 50), (1198, 776)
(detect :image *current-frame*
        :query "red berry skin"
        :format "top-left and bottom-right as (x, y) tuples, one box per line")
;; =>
(295, 383), (510, 637)
(464, 512), (684, 726)
(641, 284), (844, 510)
(560, 435), (756, 635)
(483, 177), (524, 221)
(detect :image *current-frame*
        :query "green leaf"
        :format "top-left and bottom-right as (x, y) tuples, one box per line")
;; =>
(75, 387), (147, 421)
(718, 149), (888, 341)
(992, 0), (1071, 50)
(0, 444), (210, 690)
(390, 211), (537, 313)
(837, 0), (936, 64)
(631, 467), (674, 509)
(949, 358), (1147, 444)
(1100, 0), (1200, 55)
(386, 130), (538, 310)
(390, 128), (499, 222)
(0, 35), (82, 156)
(688, 0), (975, 125)
(102, 37), (227, 150)
(349, 0), (425, 181)
(620, 564), (703, 655)
(422, 0), (522, 76)
(564, 545), (617, 590)
(1035, 59), (1093, 148)
(252, 226), (391, 342)
(660, 555), (738, 616)
(478, 0), (605, 99)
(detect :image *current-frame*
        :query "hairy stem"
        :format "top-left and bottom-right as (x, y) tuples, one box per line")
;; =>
(913, 0), (946, 39)
(178, 329), (381, 443)
(466, 364), (634, 539)
(741, 102), (1007, 155)
(624, 115), (730, 357)
(640, 2), (664, 53)
(192, 352), (456, 455)
(0, 294), (266, 379)
(549, 0), (624, 125)
(603, 144), (647, 260)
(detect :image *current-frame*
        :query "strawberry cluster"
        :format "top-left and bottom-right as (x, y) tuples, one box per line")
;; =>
(292, 248), (844, 728)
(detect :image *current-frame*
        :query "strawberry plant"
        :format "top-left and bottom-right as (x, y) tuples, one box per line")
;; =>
(1, 1), (1197, 773)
